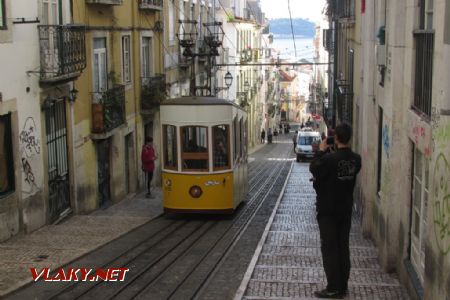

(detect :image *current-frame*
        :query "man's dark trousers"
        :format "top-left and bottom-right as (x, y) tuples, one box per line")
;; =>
(317, 214), (352, 293)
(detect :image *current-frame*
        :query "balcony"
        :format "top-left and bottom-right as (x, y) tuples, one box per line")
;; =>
(86, 0), (123, 5)
(141, 75), (166, 111)
(91, 85), (126, 134)
(336, 0), (355, 20)
(38, 25), (86, 83)
(323, 29), (334, 52)
(413, 30), (434, 118)
(138, 0), (163, 11)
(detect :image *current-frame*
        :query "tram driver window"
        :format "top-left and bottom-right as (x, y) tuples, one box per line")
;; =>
(163, 125), (178, 170)
(181, 126), (208, 171)
(213, 125), (230, 170)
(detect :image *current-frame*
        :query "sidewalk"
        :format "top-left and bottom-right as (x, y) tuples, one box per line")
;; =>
(0, 188), (163, 297)
(237, 162), (410, 299)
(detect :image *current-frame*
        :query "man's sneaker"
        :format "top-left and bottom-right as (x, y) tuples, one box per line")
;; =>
(146, 192), (151, 198)
(313, 289), (344, 299)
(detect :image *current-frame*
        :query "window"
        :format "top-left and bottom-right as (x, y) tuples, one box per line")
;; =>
(122, 35), (131, 84)
(413, 0), (434, 117)
(181, 126), (208, 171)
(233, 116), (240, 161)
(168, 0), (175, 42)
(0, 113), (15, 196)
(42, 0), (59, 25)
(0, 0), (6, 29)
(213, 125), (230, 170)
(141, 37), (153, 78)
(410, 147), (429, 284)
(163, 125), (178, 170)
(298, 136), (321, 146)
(93, 37), (107, 96)
(240, 118), (244, 158)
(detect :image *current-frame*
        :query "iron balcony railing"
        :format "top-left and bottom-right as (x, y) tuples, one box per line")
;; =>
(38, 25), (86, 83)
(413, 30), (434, 117)
(91, 85), (126, 134)
(141, 75), (166, 110)
(138, 0), (163, 11)
(86, 0), (123, 5)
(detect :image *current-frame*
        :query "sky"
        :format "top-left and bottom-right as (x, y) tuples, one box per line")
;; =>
(260, 0), (326, 22)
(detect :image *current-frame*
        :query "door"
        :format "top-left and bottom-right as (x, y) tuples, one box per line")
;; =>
(410, 147), (429, 284)
(93, 38), (108, 103)
(96, 139), (111, 207)
(45, 98), (71, 223)
(124, 133), (133, 194)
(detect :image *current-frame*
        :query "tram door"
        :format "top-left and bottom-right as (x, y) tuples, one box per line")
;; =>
(45, 98), (71, 223)
(96, 139), (111, 207)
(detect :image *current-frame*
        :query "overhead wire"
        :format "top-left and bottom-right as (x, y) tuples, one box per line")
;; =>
(287, 0), (297, 58)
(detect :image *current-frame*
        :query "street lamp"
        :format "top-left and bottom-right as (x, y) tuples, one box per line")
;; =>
(68, 87), (78, 103)
(215, 71), (234, 94)
(224, 71), (233, 88)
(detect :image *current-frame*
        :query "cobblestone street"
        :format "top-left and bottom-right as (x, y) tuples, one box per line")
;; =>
(239, 162), (410, 300)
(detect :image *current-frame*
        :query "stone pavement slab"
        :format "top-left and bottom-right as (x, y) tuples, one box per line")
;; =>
(0, 188), (163, 297)
(237, 163), (410, 300)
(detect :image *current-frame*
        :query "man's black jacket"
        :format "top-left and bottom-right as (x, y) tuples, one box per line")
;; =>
(309, 148), (362, 217)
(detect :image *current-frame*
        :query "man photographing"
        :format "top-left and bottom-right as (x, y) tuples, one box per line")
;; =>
(309, 123), (362, 298)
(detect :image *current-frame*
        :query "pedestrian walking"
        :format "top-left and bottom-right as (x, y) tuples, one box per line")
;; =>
(141, 136), (157, 198)
(261, 129), (266, 143)
(309, 123), (362, 299)
(292, 130), (298, 151)
(267, 128), (273, 143)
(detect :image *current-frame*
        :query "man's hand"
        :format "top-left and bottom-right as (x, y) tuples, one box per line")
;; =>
(319, 139), (329, 152)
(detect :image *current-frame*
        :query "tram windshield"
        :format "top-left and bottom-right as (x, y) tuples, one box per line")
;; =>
(181, 126), (208, 171)
(213, 125), (230, 170)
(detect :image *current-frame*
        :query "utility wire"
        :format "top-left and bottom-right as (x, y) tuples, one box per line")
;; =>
(287, 0), (297, 58)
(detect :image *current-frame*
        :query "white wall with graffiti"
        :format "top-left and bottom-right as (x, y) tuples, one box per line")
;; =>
(0, 0), (46, 240)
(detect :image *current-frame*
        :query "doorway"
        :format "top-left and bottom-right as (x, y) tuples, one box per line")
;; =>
(96, 138), (111, 207)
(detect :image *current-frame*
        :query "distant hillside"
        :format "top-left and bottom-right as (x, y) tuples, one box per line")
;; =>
(268, 18), (316, 38)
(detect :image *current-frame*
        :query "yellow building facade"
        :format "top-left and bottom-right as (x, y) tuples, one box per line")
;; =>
(71, 0), (164, 212)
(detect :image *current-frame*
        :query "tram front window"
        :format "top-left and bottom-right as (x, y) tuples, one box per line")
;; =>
(181, 126), (208, 171)
(213, 125), (230, 170)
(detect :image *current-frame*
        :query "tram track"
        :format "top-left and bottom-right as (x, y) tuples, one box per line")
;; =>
(7, 141), (294, 300)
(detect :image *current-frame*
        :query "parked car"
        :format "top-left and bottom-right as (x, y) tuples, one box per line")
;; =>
(295, 131), (321, 162)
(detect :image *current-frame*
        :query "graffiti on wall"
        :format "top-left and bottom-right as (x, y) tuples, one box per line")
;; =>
(433, 153), (450, 255)
(19, 117), (41, 157)
(382, 124), (390, 158)
(19, 117), (41, 194)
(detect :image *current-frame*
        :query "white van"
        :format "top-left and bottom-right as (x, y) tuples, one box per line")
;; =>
(295, 131), (321, 162)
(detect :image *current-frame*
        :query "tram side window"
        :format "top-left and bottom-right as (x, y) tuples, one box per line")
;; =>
(244, 119), (248, 157)
(181, 126), (208, 171)
(239, 118), (244, 158)
(233, 117), (240, 162)
(163, 125), (178, 170)
(213, 125), (230, 170)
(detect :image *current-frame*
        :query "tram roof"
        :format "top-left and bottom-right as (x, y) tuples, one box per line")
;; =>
(161, 96), (241, 109)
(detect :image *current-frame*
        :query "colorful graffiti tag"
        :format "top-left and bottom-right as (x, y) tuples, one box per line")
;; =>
(433, 153), (450, 255)
(382, 124), (390, 158)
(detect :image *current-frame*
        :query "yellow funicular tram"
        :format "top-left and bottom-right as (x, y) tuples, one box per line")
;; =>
(160, 97), (248, 213)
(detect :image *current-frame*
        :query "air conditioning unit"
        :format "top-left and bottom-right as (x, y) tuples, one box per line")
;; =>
(376, 44), (386, 66)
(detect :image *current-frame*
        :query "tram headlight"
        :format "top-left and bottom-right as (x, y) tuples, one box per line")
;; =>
(189, 185), (203, 198)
